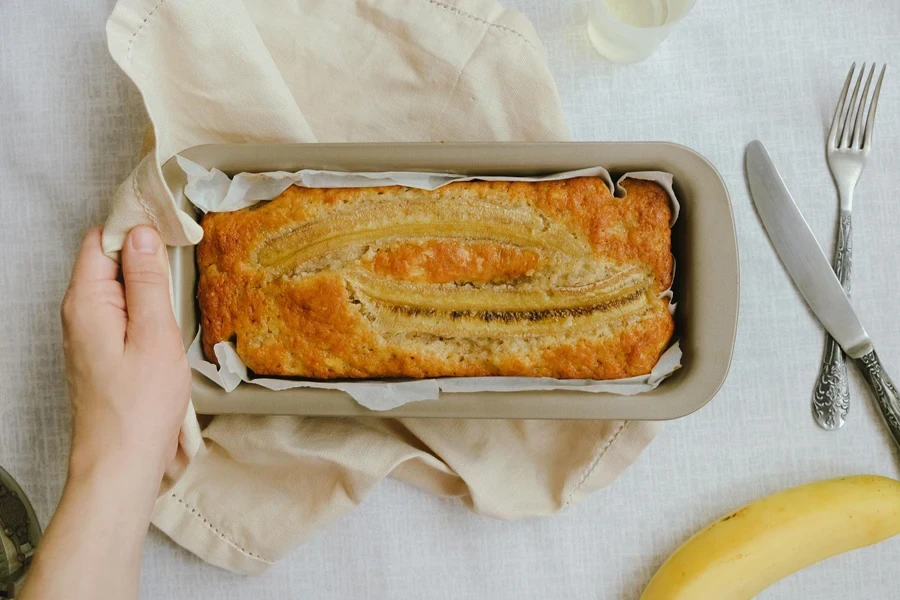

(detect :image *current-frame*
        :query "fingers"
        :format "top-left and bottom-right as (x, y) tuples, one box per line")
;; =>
(121, 226), (178, 348)
(62, 228), (127, 357)
(69, 227), (119, 286)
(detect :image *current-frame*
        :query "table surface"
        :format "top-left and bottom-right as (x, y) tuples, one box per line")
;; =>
(3, 1), (900, 598)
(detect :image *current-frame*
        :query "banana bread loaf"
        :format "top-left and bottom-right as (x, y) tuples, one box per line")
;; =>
(196, 176), (674, 380)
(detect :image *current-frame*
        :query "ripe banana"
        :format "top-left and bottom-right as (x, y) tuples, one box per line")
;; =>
(641, 475), (900, 599)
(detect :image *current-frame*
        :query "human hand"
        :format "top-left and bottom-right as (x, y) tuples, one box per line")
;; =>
(17, 226), (189, 600)
(61, 226), (190, 488)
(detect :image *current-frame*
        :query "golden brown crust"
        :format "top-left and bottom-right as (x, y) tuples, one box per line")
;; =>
(197, 177), (674, 379)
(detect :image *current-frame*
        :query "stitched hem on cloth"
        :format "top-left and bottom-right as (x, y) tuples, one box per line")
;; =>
(561, 421), (628, 509)
(169, 493), (275, 564)
(131, 169), (162, 230)
(425, 0), (539, 52)
(127, 0), (168, 61)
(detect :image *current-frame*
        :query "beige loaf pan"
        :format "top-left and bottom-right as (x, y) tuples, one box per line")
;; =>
(163, 142), (739, 419)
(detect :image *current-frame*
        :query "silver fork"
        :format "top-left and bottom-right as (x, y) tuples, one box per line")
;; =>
(812, 62), (887, 430)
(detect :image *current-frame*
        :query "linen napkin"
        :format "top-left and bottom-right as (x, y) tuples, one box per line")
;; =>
(103, 0), (660, 574)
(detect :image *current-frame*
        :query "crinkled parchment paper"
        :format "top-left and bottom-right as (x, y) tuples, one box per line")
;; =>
(178, 157), (682, 410)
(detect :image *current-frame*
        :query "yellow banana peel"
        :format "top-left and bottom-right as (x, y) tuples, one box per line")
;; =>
(641, 475), (900, 599)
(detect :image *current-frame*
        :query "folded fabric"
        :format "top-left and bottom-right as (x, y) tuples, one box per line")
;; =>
(103, 0), (660, 574)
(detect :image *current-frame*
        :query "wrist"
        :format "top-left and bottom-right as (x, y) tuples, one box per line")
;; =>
(67, 450), (163, 518)
(43, 455), (157, 585)
(68, 428), (170, 486)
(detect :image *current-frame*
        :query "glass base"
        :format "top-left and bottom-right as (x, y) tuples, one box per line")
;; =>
(587, 20), (660, 63)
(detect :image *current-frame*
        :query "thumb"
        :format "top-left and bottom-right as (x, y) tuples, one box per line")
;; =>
(121, 226), (177, 348)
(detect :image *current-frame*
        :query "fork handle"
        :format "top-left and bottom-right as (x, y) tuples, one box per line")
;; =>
(812, 211), (852, 429)
(833, 211), (853, 290)
(855, 350), (900, 451)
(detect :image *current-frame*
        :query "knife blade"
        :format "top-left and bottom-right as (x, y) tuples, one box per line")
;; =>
(747, 140), (900, 449)
(746, 140), (872, 358)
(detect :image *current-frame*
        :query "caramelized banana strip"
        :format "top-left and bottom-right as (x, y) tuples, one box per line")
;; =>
(255, 200), (586, 275)
(366, 287), (654, 339)
(349, 266), (648, 312)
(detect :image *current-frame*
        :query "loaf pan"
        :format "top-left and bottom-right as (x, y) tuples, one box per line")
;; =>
(163, 142), (739, 419)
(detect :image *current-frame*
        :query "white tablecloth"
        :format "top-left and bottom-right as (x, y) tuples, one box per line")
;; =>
(2, 1), (899, 598)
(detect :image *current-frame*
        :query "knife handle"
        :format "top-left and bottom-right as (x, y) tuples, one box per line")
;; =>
(855, 350), (900, 448)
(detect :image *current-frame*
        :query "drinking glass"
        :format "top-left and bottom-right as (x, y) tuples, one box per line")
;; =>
(587, 0), (697, 63)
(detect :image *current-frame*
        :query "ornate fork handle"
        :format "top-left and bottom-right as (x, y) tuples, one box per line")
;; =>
(812, 212), (852, 429)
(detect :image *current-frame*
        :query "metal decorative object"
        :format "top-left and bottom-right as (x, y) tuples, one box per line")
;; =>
(0, 466), (40, 599)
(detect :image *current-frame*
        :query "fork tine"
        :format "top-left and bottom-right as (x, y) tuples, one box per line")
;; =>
(851, 64), (876, 149)
(840, 62), (866, 148)
(862, 64), (887, 150)
(829, 63), (855, 147)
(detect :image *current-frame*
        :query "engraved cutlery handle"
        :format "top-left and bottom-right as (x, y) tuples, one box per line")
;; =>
(856, 350), (900, 450)
(812, 212), (852, 430)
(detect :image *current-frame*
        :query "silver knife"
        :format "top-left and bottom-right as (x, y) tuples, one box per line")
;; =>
(746, 140), (900, 447)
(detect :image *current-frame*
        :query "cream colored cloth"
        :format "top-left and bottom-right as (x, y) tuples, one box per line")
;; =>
(103, 0), (660, 574)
